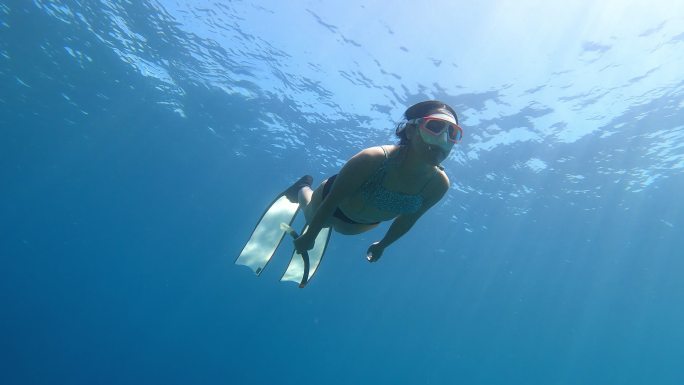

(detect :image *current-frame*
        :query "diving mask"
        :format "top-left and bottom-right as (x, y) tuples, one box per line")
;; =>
(408, 112), (462, 155)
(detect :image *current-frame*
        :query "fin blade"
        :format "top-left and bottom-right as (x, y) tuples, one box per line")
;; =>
(281, 226), (331, 286)
(235, 195), (299, 275)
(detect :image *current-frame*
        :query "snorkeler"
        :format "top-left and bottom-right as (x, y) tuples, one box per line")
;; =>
(236, 100), (463, 287)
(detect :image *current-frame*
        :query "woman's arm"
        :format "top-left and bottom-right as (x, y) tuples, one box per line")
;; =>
(294, 146), (385, 252)
(367, 170), (450, 262)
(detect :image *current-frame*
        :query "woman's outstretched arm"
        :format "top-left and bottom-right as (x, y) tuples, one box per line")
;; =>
(367, 171), (450, 262)
(294, 146), (385, 252)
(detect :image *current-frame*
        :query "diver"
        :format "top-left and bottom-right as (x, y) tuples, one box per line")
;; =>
(236, 100), (463, 286)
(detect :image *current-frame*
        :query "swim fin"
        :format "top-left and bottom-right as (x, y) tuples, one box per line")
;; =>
(235, 176), (311, 276)
(281, 225), (332, 288)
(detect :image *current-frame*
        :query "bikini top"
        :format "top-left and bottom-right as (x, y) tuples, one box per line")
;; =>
(360, 146), (438, 215)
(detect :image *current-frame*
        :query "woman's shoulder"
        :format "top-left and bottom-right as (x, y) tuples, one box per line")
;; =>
(343, 145), (390, 173)
(353, 145), (398, 162)
(425, 167), (450, 199)
(358, 144), (399, 156)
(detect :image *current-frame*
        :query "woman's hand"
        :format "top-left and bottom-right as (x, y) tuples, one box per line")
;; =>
(294, 232), (316, 254)
(366, 241), (385, 262)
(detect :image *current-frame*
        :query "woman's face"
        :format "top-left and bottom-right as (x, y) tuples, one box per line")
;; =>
(407, 125), (450, 165)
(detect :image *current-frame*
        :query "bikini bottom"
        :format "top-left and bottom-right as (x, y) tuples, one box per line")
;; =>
(322, 174), (380, 226)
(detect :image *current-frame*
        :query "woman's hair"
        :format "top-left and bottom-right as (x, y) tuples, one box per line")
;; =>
(396, 100), (458, 145)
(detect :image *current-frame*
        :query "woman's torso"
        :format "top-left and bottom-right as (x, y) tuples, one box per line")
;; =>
(338, 145), (441, 224)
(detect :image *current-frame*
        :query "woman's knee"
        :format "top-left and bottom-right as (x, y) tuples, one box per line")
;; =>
(302, 185), (324, 223)
(298, 186), (313, 207)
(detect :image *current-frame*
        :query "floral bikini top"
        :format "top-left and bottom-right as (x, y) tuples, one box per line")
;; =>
(360, 146), (438, 215)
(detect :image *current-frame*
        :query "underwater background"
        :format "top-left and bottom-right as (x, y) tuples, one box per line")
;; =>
(2, 1), (683, 384)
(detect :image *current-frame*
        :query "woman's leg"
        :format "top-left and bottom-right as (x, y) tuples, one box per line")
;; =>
(300, 181), (325, 224)
(298, 186), (314, 209)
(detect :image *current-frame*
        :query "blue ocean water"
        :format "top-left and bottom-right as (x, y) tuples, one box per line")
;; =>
(1, 1), (683, 384)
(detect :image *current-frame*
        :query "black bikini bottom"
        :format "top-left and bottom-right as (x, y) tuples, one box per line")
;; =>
(323, 174), (379, 226)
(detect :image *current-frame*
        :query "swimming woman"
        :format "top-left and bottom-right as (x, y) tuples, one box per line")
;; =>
(291, 100), (462, 262)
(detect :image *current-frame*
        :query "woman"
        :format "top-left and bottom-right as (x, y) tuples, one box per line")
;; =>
(292, 100), (463, 262)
